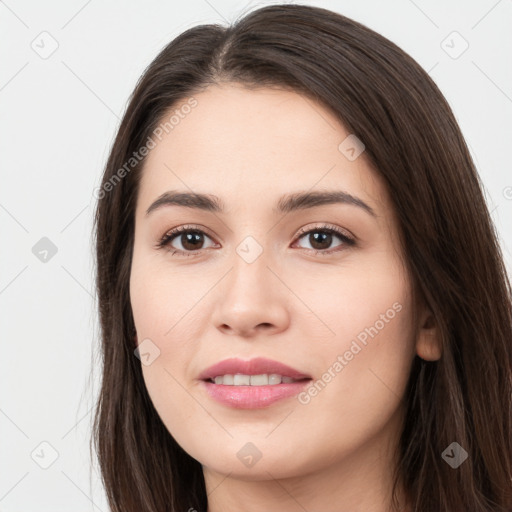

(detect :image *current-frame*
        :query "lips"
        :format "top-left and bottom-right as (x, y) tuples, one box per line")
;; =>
(198, 357), (311, 381)
(198, 357), (313, 409)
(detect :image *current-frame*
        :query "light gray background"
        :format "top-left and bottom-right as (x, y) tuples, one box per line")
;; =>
(1, 0), (511, 510)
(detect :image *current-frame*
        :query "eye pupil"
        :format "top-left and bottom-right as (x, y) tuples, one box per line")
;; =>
(310, 231), (332, 250)
(182, 232), (204, 250)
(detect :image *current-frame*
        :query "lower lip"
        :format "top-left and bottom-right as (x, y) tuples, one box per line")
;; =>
(201, 380), (311, 409)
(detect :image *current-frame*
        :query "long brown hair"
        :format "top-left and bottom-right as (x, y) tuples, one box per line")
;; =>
(91, 4), (512, 511)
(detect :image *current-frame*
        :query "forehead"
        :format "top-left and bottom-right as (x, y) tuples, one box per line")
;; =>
(137, 83), (389, 217)
(150, 84), (348, 164)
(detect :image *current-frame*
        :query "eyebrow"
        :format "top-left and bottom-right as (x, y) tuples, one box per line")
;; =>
(145, 189), (376, 217)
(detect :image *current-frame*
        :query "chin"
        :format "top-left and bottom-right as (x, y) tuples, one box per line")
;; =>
(192, 440), (317, 481)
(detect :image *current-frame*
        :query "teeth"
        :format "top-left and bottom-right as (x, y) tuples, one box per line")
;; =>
(250, 374), (268, 386)
(211, 373), (299, 386)
(268, 374), (281, 385)
(234, 374), (250, 385)
(222, 374), (233, 385)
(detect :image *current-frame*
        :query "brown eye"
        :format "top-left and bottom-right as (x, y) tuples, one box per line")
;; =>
(176, 231), (206, 251)
(157, 223), (355, 257)
(158, 226), (216, 256)
(304, 231), (335, 250)
(294, 225), (355, 255)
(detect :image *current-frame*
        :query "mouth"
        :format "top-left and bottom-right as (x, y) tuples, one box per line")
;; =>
(198, 356), (311, 381)
(205, 374), (309, 385)
(198, 357), (312, 409)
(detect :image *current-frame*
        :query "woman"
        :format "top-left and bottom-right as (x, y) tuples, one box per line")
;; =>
(92, 4), (512, 511)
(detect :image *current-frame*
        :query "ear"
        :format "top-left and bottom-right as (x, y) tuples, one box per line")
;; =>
(415, 308), (442, 361)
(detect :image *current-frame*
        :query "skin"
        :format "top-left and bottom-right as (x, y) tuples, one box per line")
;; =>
(129, 83), (442, 512)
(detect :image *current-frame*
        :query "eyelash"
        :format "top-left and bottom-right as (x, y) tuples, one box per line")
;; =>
(156, 223), (355, 258)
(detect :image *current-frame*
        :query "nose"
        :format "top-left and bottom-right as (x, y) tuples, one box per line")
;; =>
(210, 249), (290, 338)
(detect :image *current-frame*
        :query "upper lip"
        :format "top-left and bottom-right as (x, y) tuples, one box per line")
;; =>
(198, 357), (312, 381)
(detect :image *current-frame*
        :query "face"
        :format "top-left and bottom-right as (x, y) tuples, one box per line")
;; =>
(129, 83), (429, 483)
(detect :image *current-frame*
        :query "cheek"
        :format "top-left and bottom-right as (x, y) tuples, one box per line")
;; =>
(292, 248), (413, 354)
(130, 258), (209, 435)
(295, 258), (415, 437)
(130, 256), (208, 344)
(298, 302), (414, 464)
(292, 249), (414, 387)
